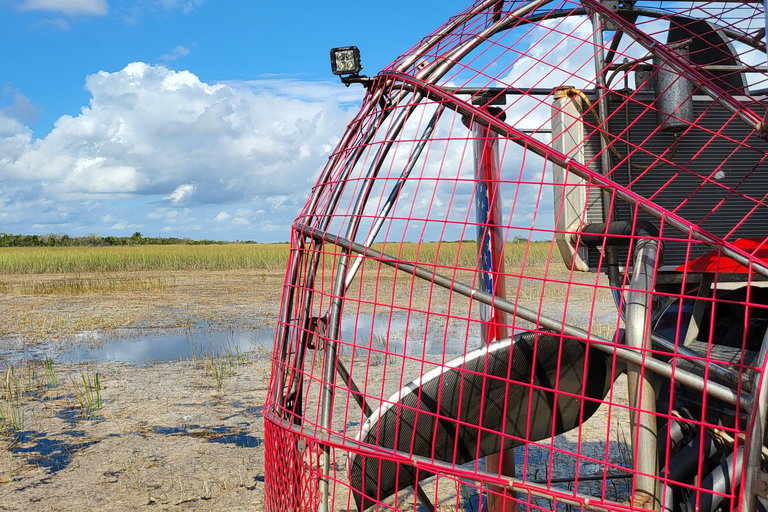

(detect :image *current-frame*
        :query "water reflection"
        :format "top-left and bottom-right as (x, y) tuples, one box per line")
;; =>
(57, 327), (275, 365)
(2, 308), (615, 366)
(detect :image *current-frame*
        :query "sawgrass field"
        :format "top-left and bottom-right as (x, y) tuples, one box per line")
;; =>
(0, 240), (553, 275)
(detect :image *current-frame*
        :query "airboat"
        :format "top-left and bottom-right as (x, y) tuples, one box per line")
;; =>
(264, 0), (768, 510)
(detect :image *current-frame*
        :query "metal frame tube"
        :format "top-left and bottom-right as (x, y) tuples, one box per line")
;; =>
(740, 327), (768, 510)
(625, 239), (661, 509)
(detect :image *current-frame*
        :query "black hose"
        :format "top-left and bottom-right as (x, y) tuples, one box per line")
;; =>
(575, 220), (660, 248)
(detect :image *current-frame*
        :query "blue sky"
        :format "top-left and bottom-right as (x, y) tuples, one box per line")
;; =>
(0, 0), (468, 241)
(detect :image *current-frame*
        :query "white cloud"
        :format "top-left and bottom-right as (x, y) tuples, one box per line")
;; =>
(160, 45), (190, 62)
(156, 0), (204, 13)
(213, 211), (230, 222)
(18, 0), (108, 16)
(0, 62), (360, 239)
(164, 182), (196, 204)
(2, 84), (44, 124)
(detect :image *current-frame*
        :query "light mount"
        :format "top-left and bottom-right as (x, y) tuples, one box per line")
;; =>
(330, 46), (372, 87)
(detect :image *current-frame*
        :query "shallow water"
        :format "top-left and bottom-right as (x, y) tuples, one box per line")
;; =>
(0, 325), (275, 366)
(1, 307), (615, 366)
(59, 328), (274, 365)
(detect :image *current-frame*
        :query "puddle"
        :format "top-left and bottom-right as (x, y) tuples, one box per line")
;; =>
(1, 309), (617, 366)
(0, 325), (276, 366)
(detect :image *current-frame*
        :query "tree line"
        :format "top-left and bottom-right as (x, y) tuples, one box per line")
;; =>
(0, 232), (254, 247)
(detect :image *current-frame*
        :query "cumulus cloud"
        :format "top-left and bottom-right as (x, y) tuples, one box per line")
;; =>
(0, 63), (360, 239)
(213, 211), (230, 222)
(18, 0), (108, 16)
(160, 45), (190, 62)
(164, 183), (196, 204)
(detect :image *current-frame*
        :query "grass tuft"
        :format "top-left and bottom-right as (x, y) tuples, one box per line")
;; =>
(1, 366), (25, 434)
(44, 356), (58, 389)
(72, 369), (102, 417)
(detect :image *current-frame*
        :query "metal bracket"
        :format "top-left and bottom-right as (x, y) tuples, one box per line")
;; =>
(471, 91), (507, 107)
(601, 0), (621, 30)
(306, 315), (327, 350)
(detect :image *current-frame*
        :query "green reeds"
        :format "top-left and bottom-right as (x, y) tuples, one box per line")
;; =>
(44, 356), (58, 389)
(72, 370), (102, 417)
(459, 481), (476, 512)
(206, 353), (230, 391)
(1, 366), (24, 434)
(0, 243), (290, 274)
(195, 337), (253, 390)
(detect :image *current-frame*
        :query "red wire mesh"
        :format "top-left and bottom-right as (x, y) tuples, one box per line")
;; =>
(265, 1), (768, 511)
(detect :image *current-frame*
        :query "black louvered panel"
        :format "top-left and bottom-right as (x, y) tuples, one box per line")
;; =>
(582, 94), (768, 270)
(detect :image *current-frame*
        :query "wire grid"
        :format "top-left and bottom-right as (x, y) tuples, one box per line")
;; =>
(265, 0), (768, 511)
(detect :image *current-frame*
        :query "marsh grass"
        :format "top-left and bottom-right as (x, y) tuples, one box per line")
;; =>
(44, 356), (58, 389)
(1, 366), (25, 434)
(0, 244), (290, 274)
(459, 481), (476, 512)
(72, 369), (102, 417)
(206, 353), (230, 391)
(21, 277), (175, 295)
(0, 241), (552, 276)
(193, 336), (258, 390)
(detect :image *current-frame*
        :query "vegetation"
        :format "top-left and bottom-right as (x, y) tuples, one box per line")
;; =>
(72, 370), (102, 417)
(1, 366), (25, 435)
(0, 232), (251, 247)
(0, 239), (553, 275)
(0, 244), (290, 274)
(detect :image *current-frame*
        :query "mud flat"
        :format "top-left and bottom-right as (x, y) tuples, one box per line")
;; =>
(0, 270), (282, 511)
(0, 359), (270, 511)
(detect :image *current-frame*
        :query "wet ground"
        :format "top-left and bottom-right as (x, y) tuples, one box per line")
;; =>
(0, 358), (270, 511)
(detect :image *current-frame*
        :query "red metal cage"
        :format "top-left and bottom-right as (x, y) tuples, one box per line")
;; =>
(265, 1), (768, 510)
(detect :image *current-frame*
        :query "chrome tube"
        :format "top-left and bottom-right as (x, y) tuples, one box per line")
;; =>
(740, 327), (768, 511)
(625, 238), (661, 509)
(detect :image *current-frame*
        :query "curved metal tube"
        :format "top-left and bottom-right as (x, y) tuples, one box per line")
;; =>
(661, 433), (718, 512)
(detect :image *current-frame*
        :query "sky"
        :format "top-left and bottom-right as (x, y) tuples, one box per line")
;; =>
(0, 0), (469, 241)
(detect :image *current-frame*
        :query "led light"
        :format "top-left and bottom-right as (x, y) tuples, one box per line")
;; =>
(330, 46), (362, 76)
